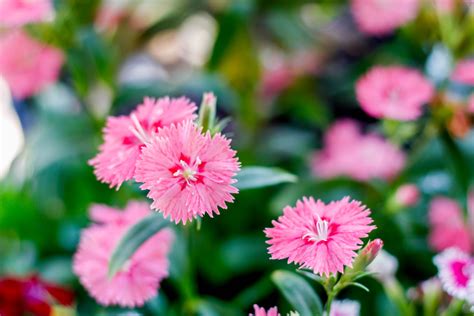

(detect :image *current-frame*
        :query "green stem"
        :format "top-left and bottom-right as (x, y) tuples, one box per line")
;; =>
(325, 292), (335, 315)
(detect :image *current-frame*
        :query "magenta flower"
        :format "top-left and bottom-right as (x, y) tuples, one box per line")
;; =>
(73, 201), (173, 307)
(434, 248), (474, 300)
(468, 94), (474, 114)
(356, 66), (434, 120)
(89, 96), (197, 188)
(0, 0), (52, 27)
(330, 300), (361, 316)
(134, 120), (240, 224)
(0, 30), (63, 99)
(351, 0), (419, 36)
(428, 197), (471, 253)
(452, 59), (474, 85)
(394, 184), (420, 207)
(250, 305), (280, 316)
(265, 197), (375, 276)
(312, 120), (405, 181)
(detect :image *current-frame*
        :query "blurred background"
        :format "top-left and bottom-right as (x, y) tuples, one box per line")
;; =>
(1, 0), (474, 315)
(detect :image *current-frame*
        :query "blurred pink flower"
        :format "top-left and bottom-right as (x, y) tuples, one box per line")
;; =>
(135, 120), (240, 224)
(312, 120), (406, 181)
(330, 300), (361, 316)
(249, 305), (280, 316)
(394, 184), (420, 207)
(89, 97), (197, 188)
(451, 59), (474, 85)
(73, 202), (173, 307)
(265, 197), (375, 276)
(434, 0), (455, 13)
(428, 197), (471, 253)
(434, 248), (474, 300)
(0, 30), (63, 99)
(0, 0), (52, 27)
(351, 0), (419, 36)
(89, 201), (151, 226)
(356, 66), (434, 120)
(468, 94), (474, 114)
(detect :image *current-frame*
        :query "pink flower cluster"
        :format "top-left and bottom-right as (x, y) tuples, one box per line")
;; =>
(73, 201), (174, 307)
(351, 0), (419, 36)
(428, 196), (471, 253)
(311, 120), (405, 181)
(356, 66), (434, 121)
(0, 0), (52, 27)
(0, 30), (63, 99)
(451, 59), (474, 85)
(265, 196), (375, 276)
(90, 95), (240, 224)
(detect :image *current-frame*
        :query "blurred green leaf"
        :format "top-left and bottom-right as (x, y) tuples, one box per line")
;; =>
(272, 270), (323, 316)
(108, 212), (170, 278)
(235, 167), (297, 190)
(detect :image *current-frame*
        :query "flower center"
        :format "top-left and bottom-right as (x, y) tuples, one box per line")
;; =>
(173, 157), (202, 184)
(303, 217), (330, 243)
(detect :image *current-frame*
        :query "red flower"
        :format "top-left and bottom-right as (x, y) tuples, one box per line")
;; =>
(0, 275), (74, 316)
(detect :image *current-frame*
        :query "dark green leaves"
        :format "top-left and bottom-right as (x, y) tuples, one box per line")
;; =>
(235, 167), (297, 190)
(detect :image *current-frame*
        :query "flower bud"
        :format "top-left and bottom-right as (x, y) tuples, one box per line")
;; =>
(394, 184), (420, 207)
(198, 92), (217, 132)
(350, 239), (384, 273)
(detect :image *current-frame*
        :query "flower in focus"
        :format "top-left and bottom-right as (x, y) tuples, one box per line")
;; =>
(356, 66), (434, 120)
(311, 120), (405, 181)
(73, 201), (173, 307)
(249, 305), (280, 316)
(265, 196), (375, 276)
(135, 120), (240, 224)
(434, 248), (474, 300)
(451, 59), (474, 85)
(89, 96), (197, 188)
(394, 184), (420, 207)
(0, 30), (63, 99)
(428, 197), (471, 253)
(367, 250), (399, 282)
(0, 275), (74, 316)
(0, 0), (52, 27)
(351, 0), (419, 36)
(330, 299), (361, 316)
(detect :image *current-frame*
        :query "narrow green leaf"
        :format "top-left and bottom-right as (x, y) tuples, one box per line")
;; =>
(108, 212), (170, 278)
(271, 270), (323, 316)
(347, 282), (370, 292)
(235, 167), (297, 190)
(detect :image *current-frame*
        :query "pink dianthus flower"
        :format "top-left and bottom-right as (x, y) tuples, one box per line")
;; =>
(351, 0), (419, 36)
(330, 299), (361, 316)
(89, 96), (197, 188)
(265, 197), (375, 276)
(134, 120), (240, 224)
(73, 201), (173, 307)
(356, 66), (434, 121)
(428, 197), (471, 253)
(249, 305), (280, 316)
(311, 120), (405, 181)
(451, 59), (474, 85)
(0, 0), (52, 27)
(434, 248), (474, 300)
(0, 30), (63, 99)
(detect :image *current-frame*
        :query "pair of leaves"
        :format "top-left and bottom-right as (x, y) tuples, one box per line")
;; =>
(108, 166), (296, 277)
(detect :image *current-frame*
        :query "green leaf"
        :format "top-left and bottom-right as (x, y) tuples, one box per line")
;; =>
(346, 282), (370, 292)
(271, 270), (323, 316)
(108, 212), (170, 278)
(235, 167), (297, 190)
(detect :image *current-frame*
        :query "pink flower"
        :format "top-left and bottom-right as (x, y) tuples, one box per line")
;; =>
(330, 300), (361, 316)
(134, 120), (240, 224)
(356, 66), (434, 120)
(73, 202), (173, 307)
(312, 120), (405, 181)
(89, 201), (151, 226)
(394, 184), (420, 207)
(434, 248), (474, 300)
(249, 305), (280, 316)
(351, 0), (419, 36)
(434, 0), (455, 13)
(89, 97), (197, 188)
(265, 197), (375, 276)
(0, 0), (52, 27)
(0, 30), (63, 99)
(468, 94), (474, 114)
(428, 197), (471, 253)
(451, 59), (474, 85)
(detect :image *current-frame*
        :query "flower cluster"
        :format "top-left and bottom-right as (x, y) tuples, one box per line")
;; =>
(73, 201), (174, 307)
(311, 120), (406, 181)
(90, 94), (240, 224)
